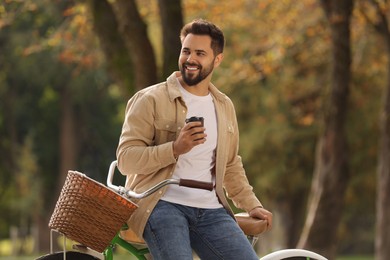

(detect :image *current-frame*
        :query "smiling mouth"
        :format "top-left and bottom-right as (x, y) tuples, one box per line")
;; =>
(185, 64), (200, 71)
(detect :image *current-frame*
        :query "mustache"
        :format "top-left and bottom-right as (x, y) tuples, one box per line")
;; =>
(183, 62), (201, 68)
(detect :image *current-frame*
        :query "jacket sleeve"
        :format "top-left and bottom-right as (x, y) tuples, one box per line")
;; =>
(223, 102), (263, 212)
(116, 92), (176, 176)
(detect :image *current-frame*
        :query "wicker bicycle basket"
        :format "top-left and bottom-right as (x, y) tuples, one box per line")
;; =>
(49, 170), (138, 253)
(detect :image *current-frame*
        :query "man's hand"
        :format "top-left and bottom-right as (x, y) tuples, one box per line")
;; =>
(249, 207), (273, 230)
(173, 121), (206, 158)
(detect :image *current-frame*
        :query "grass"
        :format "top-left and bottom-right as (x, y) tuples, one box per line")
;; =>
(0, 237), (374, 260)
(336, 256), (374, 260)
(0, 253), (139, 260)
(0, 255), (374, 260)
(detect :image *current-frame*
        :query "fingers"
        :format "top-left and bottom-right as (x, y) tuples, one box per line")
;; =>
(174, 122), (206, 156)
(265, 213), (273, 230)
(262, 211), (273, 230)
(250, 207), (273, 230)
(182, 122), (206, 142)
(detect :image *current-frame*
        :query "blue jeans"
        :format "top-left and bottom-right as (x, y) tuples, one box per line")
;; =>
(143, 200), (259, 260)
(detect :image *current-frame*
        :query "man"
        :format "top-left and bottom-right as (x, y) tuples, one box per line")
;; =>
(117, 18), (272, 260)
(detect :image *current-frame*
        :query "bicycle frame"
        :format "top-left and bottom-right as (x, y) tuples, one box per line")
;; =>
(106, 161), (213, 198)
(103, 234), (149, 260)
(104, 160), (327, 260)
(40, 161), (327, 260)
(102, 160), (213, 259)
(50, 160), (213, 260)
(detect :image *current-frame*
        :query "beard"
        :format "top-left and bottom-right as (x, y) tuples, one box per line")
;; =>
(180, 59), (215, 86)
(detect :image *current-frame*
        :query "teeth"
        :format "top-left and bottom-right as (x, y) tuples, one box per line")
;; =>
(185, 64), (199, 71)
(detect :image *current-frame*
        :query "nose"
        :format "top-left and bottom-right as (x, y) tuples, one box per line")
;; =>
(186, 54), (193, 62)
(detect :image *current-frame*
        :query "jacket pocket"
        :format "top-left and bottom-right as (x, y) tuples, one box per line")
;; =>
(154, 119), (178, 144)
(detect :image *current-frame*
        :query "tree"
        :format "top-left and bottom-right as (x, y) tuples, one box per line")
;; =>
(88, 0), (183, 94)
(87, 0), (134, 96)
(1, 0), (385, 257)
(357, 1), (390, 258)
(109, 0), (157, 90)
(297, 0), (354, 258)
(0, 0), (124, 253)
(158, 0), (183, 79)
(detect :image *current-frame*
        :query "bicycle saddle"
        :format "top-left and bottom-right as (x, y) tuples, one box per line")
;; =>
(120, 229), (146, 245)
(235, 212), (268, 236)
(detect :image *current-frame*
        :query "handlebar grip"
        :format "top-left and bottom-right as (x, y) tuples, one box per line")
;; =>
(179, 179), (214, 191)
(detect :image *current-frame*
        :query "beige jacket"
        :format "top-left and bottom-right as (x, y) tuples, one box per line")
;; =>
(116, 72), (262, 239)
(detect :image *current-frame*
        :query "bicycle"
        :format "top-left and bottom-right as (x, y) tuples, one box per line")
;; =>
(36, 160), (327, 260)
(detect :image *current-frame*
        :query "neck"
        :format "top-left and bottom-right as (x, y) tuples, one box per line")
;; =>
(179, 78), (210, 96)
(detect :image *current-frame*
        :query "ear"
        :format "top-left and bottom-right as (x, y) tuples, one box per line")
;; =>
(214, 53), (224, 68)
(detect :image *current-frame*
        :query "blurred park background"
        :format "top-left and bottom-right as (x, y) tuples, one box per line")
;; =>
(1, 0), (390, 259)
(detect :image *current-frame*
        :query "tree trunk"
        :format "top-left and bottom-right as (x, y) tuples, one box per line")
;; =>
(158, 0), (183, 80)
(37, 84), (78, 253)
(87, 0), (135, 97)
(376, 74), (390, 259)
(371, 1), (390, 258)
(59, 85), (78, 193)
(297, 0), (353, 258)
(110, 0), (157, 90)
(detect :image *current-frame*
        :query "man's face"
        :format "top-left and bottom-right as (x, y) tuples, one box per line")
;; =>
(179, 34), (221, 86)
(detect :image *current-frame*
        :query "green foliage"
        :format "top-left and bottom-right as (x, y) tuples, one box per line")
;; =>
(0, 0), (123, 241)
(183, 0), (381, 253)
(0, 0), (386, 256)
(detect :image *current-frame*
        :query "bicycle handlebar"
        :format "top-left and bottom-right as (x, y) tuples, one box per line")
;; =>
(107, 161), (213, 200)
(179, 179), (214, 191)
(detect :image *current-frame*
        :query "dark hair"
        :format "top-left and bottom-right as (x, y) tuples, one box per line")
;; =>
(180, 19), (225, 55)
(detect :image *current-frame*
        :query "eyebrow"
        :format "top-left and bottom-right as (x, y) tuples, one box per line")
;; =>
(182, 47), (208, 54)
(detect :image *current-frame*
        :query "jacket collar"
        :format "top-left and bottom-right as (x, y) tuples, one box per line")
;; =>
(166, 71), (228, 103)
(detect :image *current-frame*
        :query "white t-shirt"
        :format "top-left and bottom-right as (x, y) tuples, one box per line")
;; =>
(161, 83), (222, 209)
